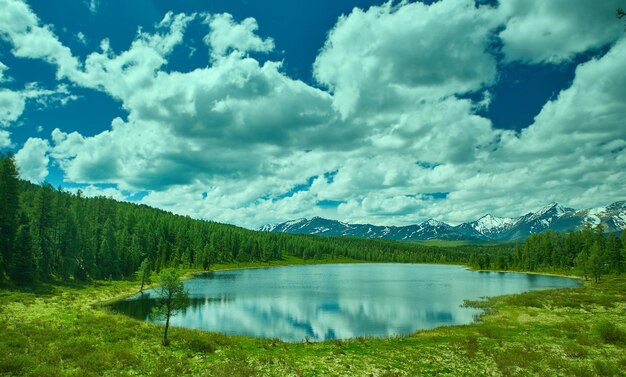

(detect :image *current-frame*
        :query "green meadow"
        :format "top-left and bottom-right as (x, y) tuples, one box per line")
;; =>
(2, 257), (625, 377)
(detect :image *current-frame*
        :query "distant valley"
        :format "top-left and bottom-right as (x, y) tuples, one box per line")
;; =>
(260, 201), (626, 241)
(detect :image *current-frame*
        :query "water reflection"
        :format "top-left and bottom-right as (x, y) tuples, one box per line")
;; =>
(109, 264), (580, 341)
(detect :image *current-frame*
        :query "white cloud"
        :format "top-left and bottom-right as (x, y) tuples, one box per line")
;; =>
(0, 82), (77, 127)
(0, 89), (25, 126)
(71, 12), (196, 100)
(15, 137), (51, 183)
(0, 61), (8, 83)
(47, 12), (337, 193)
(493, 36), (626, 209)
(314, 0), (500, 117)
(32, 4), (508, 227)
(85, 0), (99, 14)
(0, 130), (12, 148)
(67, 185), (128, 201)
(3, 0), (625, 229)
(0, 0), (79, 80)
(22, 82), (78, 107)
(499, 0), (623, 64)
(204, 13), (274, 60)
(76, 31), (87, 45)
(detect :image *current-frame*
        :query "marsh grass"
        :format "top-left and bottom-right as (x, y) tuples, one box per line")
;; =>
(1, 261), (625, 376)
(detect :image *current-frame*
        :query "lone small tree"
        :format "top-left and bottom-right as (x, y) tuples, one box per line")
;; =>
(151, 268), (188, 346)
(136, 258), (151, 292)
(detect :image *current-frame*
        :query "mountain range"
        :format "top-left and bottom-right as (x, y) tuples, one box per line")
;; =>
(259, 201), (626, 241)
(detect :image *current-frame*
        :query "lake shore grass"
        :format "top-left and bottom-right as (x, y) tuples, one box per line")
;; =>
(1, 257), (625, 376)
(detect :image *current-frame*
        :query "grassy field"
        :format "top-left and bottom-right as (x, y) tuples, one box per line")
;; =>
(1, 258), (625, 376)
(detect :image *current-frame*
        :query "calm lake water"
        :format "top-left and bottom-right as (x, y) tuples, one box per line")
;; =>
(109, 264), (580, 341)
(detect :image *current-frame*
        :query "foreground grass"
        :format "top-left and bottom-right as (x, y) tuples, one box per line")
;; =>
(1, 259), (625, 376)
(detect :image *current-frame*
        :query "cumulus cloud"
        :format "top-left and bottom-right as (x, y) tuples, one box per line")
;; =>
(0, 83), (77, 127)
(314, 0), (500, 117)
(499, 0), (623, 64)
(0, 1), (515, 227)
(67, 185), (128, 201)
(71, 12), (196, 101)
(493, 36), (626, 209)
(45, 12), (339, 194)
(205, 13), (275, 60)
(0, 130), (12, 148)
(0, 0), (79, 79)
(3, 0), (625, 229)
(0, 89), (25, 126)
(0, 61), (8, 83)
(15, 137), (51, 183)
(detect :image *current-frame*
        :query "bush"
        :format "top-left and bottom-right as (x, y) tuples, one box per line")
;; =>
(594, 360), (620, 376)
(596, 321), (626, 345)
(187, 336), (216, 353)
(465, 336), (479, 358)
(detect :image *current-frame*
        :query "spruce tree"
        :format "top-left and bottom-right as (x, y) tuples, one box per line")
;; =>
(0, 155), (20, 276)
(10, 223), (36, 285)
(137, 258), (151, 292)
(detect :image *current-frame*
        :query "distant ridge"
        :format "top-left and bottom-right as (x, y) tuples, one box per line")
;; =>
(259, 201), (626, 241)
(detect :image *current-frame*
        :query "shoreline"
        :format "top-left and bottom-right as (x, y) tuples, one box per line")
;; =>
(104, 258), (587, 343)
(3, 257), (623, 376)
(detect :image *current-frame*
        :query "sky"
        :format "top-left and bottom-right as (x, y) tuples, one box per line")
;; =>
(1, 0), (625, 229)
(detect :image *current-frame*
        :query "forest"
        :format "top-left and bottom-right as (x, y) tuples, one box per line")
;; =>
(1, 154), (625, 286)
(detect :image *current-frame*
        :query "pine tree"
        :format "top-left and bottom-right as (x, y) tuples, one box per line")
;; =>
(574, 249), (590, 280)
(0, 155), (20, 276)
(605, 234), (623, 274)
(588, 242), (606, 283)
(30, 185), (54, 280)
(201, 242), (212, 270)
(137, 258), (151, 292)
(10, 223), (36, 285)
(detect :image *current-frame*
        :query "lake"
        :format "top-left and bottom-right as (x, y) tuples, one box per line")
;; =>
(109, 264), (581, 341)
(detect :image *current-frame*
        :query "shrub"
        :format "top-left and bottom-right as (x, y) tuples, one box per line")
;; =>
(187, 336), (216, 353)
(594, 360), (620, 376)
(465, 336), (479, 358)
(596, 321), (626, 345)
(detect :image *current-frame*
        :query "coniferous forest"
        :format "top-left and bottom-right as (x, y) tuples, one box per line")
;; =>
(1, 154), (625, 286)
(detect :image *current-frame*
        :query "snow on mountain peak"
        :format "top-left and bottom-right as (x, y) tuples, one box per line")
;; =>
(533, 202), (566, 219)
(421, 218), (448, 227)
(285, 218), (307, 226)
(260, 200), (625, 240)
(472, 214), (516, 233)
(259, 223), (277, 232)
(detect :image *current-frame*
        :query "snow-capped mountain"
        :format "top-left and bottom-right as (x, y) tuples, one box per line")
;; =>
(259, 201), (626, 241)
(455, 214), (517, 239)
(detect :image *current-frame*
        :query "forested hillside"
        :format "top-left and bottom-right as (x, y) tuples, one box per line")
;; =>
(0, 154), (506, 284)
(1, 154), (625, 286)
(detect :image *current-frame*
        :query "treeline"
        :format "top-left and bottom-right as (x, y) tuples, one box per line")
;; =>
(1, 153), (625, 286)
(0, 155), (509, 285)
(1, 155), (288, 284)
(471, 227), (626, 281)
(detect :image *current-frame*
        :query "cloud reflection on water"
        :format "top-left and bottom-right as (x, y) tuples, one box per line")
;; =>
(110, 264), (580, 341)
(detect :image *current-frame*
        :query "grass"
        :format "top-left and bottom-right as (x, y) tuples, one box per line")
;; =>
(1, 257), (625, 376)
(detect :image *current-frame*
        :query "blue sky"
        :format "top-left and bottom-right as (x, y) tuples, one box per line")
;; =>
(1, 0), (625, 228)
